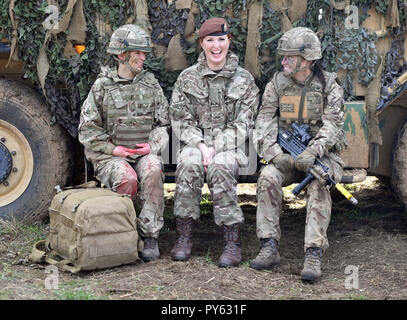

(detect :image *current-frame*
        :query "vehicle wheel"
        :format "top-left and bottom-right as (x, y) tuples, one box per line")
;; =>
(391, 118), (407, 212)
(0, 79), (72, 223)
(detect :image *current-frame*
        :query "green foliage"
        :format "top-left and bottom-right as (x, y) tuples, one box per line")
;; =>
(144, 54), (181, 99)
(0, 0), (404, 134)
(55, 289), (100, 300)
(303, 2), (380, 100)
(375, 0), (388, 14)
(321, 26), (379, 100)
(0, 0), (12, 38)
(90, 0), (133, 30)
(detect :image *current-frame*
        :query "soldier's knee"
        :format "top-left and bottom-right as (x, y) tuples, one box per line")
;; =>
(117, 170), (138, 197)
(177, 162), (202, 179)
(143, 165), (163, 186)
(258, 171), (279, 189)
(307, 180), (330, 198)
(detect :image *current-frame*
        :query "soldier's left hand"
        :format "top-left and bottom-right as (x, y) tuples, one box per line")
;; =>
(198, 143), (215, 172)
(134, 143), (151, 155)
(295, 148), (316, 172)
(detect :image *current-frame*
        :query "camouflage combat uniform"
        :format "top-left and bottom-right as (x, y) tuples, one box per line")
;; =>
(254, 70), (346, 253)
(170, 51), (259, 226)
(78, 65), (170, 238)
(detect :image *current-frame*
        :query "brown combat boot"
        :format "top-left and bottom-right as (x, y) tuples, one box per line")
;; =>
(140, 237), (160, 262)
(301, 247), (323, 282)
(171, 217), (193, 261)
(218, 223), (241, 267)
(249, 238), (281, 270)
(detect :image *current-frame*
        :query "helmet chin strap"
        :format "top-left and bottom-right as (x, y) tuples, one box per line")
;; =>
(114, 52), (141, 76)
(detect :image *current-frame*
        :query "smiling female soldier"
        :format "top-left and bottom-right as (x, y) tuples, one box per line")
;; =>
(169, 18), (260, 267)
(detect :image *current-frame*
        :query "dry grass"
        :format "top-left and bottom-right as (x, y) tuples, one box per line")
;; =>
(1, 177), (407, 300)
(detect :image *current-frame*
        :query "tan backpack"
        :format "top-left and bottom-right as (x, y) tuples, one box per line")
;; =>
(30, 182), (141, 272)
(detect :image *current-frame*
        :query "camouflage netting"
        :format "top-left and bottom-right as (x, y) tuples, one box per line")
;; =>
(0, 0), (406, 139)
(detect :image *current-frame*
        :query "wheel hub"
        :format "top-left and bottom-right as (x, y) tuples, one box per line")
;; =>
(0, 142), (12, 184)
(0, 119), (34, 207)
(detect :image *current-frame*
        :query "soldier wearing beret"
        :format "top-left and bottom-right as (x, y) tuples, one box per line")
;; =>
(252, 27), (347, 282)
(169, 17), (260, 267)
(78, 25), (170, 263)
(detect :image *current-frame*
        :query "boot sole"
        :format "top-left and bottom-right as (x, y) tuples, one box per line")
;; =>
(171, 253), (191, 262)
(301, 272), (321, 283)
(249, 262), (280, 271)
(141, 256), (159, 262)
(140, 253), (160, 262)
(218, 262), (240, 268)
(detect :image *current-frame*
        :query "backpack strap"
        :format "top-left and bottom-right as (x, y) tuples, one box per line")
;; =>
(29, 240), (81, 273)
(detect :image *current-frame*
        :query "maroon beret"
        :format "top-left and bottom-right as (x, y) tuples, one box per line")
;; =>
(198, 18), (229, 39)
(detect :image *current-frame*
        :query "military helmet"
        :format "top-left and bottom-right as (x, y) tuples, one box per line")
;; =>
(107, 24), (152, 55)
(277, 27), (322, 61)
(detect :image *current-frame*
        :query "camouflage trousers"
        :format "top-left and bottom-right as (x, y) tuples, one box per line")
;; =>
(256, 155), (343, 253)
(174, 146), (244, 226)
(93, 154), (165, 238)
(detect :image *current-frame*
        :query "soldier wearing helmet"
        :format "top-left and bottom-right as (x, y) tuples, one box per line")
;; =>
(78, 25), (170, 263)
(252, 27), (346, 282)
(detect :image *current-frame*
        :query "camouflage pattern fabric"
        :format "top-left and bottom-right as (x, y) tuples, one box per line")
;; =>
(277, 27), (322, 61)
(170, 51), (259, 225)
(107, 24), (152, 55)
(174, 147), (243, 225)
(78, 66), (170, 163)
(254, 70), (346, 253)
(94, 154), (164, 238)
(78, 65), (169, 238)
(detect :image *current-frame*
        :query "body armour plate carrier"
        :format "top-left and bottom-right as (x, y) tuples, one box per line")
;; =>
(273, 72), (331, 137)
(103, 80), (154, 148)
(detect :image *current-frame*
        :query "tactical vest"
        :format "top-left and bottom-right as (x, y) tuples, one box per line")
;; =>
(273, 71), (336, 136)
(273, 71), (347, 153)
(102, 72), (155, 148)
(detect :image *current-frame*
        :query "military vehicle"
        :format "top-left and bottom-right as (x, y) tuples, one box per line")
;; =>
(0, 0), (406, 223)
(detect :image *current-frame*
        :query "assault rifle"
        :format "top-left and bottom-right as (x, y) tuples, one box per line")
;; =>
(265, 122), (358, 205)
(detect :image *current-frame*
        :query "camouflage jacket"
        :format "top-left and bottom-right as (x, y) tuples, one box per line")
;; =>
(78, 66), (169, 163)
(254, 70), (346, 163)
(169, 51), (259, 165)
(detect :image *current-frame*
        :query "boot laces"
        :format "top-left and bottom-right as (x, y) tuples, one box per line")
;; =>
(222, 224), (240, 255)
(174, 218), (193, 248)
(305, 248), (322, 269)
(223, 240), (240, 255)
(174, 235), (190, 248)
(143, 237), (157, 250)
(257, 238), (277, 258)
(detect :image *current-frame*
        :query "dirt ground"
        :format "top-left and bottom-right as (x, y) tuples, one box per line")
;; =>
(1, 176), (407, 301)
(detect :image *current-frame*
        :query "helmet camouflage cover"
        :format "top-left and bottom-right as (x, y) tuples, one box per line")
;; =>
(107, 24), (152, 55)
(277, 27), (322, 61)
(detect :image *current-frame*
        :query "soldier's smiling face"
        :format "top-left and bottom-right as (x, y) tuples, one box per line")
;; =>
(281, 55), (301, 74)
(281, 55), (312, 77)
(200, 34), (230, 70)
(127, 50), (146, 71)
(118, 50), (146, 74)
